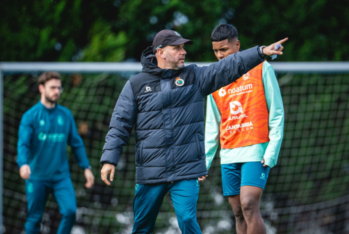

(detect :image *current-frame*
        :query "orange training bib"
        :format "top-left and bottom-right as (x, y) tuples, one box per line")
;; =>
(212, 62), (269, 149)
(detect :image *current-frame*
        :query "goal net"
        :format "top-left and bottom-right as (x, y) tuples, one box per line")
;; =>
(2, 63), (349, 234)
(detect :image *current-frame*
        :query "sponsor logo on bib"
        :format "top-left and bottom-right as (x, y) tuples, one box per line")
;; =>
(243, 72), (250, 80)
(218, 88), (227, 97)
(229, 101), (243, 115)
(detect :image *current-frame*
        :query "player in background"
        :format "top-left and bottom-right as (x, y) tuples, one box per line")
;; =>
(205, 24), (284, 234)
(17, 72), (95, 234)
(100, 29), (287, 233)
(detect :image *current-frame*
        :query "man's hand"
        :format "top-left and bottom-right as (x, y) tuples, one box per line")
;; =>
(198, 175), (208, 182)
(101, 163), (115, 186)
(19, 165), (31, 180)
(84, 168), (95, 188)
(263, 38), (288, 56)
(261, 159), (270, 167)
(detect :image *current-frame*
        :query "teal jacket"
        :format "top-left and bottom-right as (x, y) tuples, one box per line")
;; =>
(205, 62), (284, 169)
(17, 101), (90, 181)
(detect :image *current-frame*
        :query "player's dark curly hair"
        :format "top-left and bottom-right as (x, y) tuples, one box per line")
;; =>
(38, 72), (61, 85)
(211, 24), (238, 42)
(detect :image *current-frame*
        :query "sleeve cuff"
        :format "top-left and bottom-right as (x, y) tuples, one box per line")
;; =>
(264, 158), (276, 168)
(17, 161), (27, 169)
(257, 46), (266, 59)
(100, 149), (121, 166)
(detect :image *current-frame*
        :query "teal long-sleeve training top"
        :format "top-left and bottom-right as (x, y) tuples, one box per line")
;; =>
(17, 101), (90, 181)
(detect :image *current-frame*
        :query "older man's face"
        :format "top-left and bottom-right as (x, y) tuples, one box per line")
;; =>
(160, 44), (187, 70)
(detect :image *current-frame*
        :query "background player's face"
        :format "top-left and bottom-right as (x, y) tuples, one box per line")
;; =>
(39, 79), (62, 103)
(161, 44), (187, 70)
(212, 39), (240, 61)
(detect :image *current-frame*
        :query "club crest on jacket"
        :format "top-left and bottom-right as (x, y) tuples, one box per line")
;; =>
(175, 77), (184, 86)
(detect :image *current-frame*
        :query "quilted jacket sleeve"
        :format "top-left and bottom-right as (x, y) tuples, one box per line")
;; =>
(194, 46), (265, 96)
(100, 81), (137, 166)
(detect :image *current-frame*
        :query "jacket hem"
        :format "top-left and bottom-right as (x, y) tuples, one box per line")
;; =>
(135, 171), (208, 185)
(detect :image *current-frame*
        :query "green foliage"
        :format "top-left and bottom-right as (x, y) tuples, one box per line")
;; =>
(1, 0), (348, 62)
(81, 20), (127, 62)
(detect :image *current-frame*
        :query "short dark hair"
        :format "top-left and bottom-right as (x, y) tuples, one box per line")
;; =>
(38, 72), (61, 85)
(211, 24), (238, 42)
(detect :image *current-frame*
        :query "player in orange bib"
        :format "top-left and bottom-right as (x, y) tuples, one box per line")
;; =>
(205, 24), (285, 234)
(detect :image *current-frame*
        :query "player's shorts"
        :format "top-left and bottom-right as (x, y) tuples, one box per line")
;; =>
(221, 162), (270, 197)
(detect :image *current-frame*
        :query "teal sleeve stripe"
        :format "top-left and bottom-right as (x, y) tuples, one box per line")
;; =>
(205, 94), (221, 170)
(262, 62), (285, 168)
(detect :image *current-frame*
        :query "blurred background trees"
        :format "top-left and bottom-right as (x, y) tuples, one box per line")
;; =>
(1, 0), (348, 62)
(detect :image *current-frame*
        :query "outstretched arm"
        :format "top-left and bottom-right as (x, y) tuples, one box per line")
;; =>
(195, 38), (288, 96)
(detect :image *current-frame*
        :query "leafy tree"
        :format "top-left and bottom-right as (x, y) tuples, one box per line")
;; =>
(1, 0), (348, 62)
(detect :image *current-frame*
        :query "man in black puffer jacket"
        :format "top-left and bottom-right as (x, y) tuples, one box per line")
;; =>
(100, 30), (287, 233)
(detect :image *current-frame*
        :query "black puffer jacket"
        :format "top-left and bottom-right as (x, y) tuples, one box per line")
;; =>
(101, 46), (265, 184)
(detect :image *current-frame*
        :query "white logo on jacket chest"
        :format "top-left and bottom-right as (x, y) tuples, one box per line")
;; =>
(145, 86), (152, 92)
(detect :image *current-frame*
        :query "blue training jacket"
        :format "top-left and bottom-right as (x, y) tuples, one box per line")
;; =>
(100, 46), (265, 184)
(17, 101), (90, 181)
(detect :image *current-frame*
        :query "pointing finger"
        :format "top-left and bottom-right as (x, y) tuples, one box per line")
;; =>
(276, 37), (288, 45)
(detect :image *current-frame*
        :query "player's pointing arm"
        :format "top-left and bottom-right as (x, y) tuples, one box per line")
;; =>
(195, 38), (288, 96)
